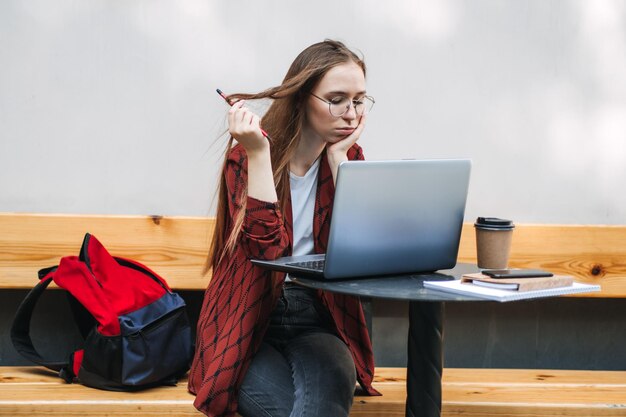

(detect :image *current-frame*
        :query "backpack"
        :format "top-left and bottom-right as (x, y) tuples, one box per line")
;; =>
(11, 233), (194, 391)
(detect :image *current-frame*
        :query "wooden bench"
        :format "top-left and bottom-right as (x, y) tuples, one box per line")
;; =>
(1, 212), (626, 416)
(1, 366), (625, 416)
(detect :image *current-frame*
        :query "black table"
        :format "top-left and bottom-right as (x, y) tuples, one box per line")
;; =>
(291, 263), (483, 417)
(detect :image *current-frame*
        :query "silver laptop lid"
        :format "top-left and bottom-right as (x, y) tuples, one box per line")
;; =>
(323, 159), (471, 279)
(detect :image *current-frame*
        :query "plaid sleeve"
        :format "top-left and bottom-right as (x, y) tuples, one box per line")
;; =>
(241, 197), (289, 259)
(224, 146), (289, 260)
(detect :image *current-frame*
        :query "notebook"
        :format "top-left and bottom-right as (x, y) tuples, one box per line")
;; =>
(251, 158), (471, 279)
(423, 278), (600, 302)
(461, 272), (575, 292)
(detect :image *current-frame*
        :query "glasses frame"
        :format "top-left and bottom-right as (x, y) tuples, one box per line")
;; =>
(310, 92), (375, 118)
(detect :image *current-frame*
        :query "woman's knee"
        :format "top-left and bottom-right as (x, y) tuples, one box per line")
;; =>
(290, 332), (357, 395)
(322, 333), (355, 369)
(320, 334), (357, 387)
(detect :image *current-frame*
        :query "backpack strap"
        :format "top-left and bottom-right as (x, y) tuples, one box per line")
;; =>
(39, 252), (96, 339)
(11, 267), (90, 383)
(10, 270), (69, 372)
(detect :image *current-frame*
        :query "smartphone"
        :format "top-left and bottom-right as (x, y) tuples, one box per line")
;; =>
(482, 269), (554, 279)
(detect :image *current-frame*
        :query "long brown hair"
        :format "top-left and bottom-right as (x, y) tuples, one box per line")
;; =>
(206, 39), (366, 273)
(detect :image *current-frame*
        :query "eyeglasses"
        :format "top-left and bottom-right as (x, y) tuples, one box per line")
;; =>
(310, 93), (375, 117)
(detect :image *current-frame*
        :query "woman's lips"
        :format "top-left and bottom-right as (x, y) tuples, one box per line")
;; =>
(336, 127), (355, 135)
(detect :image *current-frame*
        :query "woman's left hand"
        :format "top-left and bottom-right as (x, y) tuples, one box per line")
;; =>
(326, 112), (367, 184)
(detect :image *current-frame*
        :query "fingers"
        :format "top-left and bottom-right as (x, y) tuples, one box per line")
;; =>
(327, 112), (368, 159)
(342, 112), (367, 147)
(351, 112), (367, 139)
(228, 100), (257, 131)
(227, 100), (246, 126)
(227, 100), (266, 150)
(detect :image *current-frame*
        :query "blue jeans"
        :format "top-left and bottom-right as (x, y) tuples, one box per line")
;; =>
(238, 285), (357, 417)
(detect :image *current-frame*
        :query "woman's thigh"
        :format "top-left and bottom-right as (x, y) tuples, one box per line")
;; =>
(239, 332), (356, 417)
(285, 331), (357, 417)
(238, 342), (294, 417)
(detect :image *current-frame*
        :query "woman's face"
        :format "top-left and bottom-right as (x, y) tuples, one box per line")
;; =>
(304, 61), (367, 144)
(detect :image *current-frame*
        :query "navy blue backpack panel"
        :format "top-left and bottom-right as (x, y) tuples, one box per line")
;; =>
(11, 233), (194, 391)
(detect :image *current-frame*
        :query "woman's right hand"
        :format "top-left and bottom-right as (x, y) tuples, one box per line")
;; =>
(228, 100), (268, 153)
(227, 100), (277, 202)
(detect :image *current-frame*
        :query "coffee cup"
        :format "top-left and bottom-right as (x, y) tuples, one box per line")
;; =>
(474, 217), (515, 269)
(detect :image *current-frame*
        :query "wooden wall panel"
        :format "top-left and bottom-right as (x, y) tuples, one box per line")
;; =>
(458, 223), (626, 297)
(2, 214), (625, 296)
(0, 213), (214, 290)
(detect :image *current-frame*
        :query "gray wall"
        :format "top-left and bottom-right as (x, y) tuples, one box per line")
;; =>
(2, 1), (625, 223)
(2, 1), (626, 369)
(372, 298), (626, 370)
(3, 290), (625, 370)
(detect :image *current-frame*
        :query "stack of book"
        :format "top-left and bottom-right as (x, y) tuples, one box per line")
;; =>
(424, 272), (600, 302)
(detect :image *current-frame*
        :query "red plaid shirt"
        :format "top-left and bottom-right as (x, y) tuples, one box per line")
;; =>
(188, 143), (380, 416)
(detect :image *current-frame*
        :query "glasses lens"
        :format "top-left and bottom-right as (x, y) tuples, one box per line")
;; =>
(329, 98), (349, 117)
(347, 97), (374, 116)
(328, 96), (375, 117)
(359, 96), (374, 115)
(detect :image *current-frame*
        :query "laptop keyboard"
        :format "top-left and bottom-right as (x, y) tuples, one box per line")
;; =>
(285, 260), (325, 271)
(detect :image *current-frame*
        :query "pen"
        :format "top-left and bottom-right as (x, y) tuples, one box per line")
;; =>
(216, 88), (269, 139)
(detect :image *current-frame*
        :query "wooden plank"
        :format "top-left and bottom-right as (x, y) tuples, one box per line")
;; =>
(443, 404), (626, 417)
(10, 367), (623, 388)
(2, 213), (626, 296)
(0, 213), (214, 290)
(0, 366), (61, 384)
(443, 368), (626, 386)
(458, 223), (626, 298)
(2, 367), (625, 417)
(0, 367), (405, 417)
(370, 367), (406, 382)
(376, 367), (626, 415)
(443, 383), (626, 403)
(0, 383), (404, 416)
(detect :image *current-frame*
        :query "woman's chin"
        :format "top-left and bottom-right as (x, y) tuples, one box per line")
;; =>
(324, 134), (349, 144)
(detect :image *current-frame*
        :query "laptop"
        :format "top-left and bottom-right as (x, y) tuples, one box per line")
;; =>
(251, 159), (471, 279)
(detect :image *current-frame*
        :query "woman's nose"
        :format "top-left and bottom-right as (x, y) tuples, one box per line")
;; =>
(342, 103), (358, 120)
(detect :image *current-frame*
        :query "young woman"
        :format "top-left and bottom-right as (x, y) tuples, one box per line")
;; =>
(188, 39), (379, 417)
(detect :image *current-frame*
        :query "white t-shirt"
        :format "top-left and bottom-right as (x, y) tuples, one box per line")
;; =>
(289, 157), (321, 258)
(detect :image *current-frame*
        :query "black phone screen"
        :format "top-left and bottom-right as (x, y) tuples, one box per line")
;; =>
(482, 269), (554, 279)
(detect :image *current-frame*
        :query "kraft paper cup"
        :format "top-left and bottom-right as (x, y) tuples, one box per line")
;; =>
(474, 217), (515, 269)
